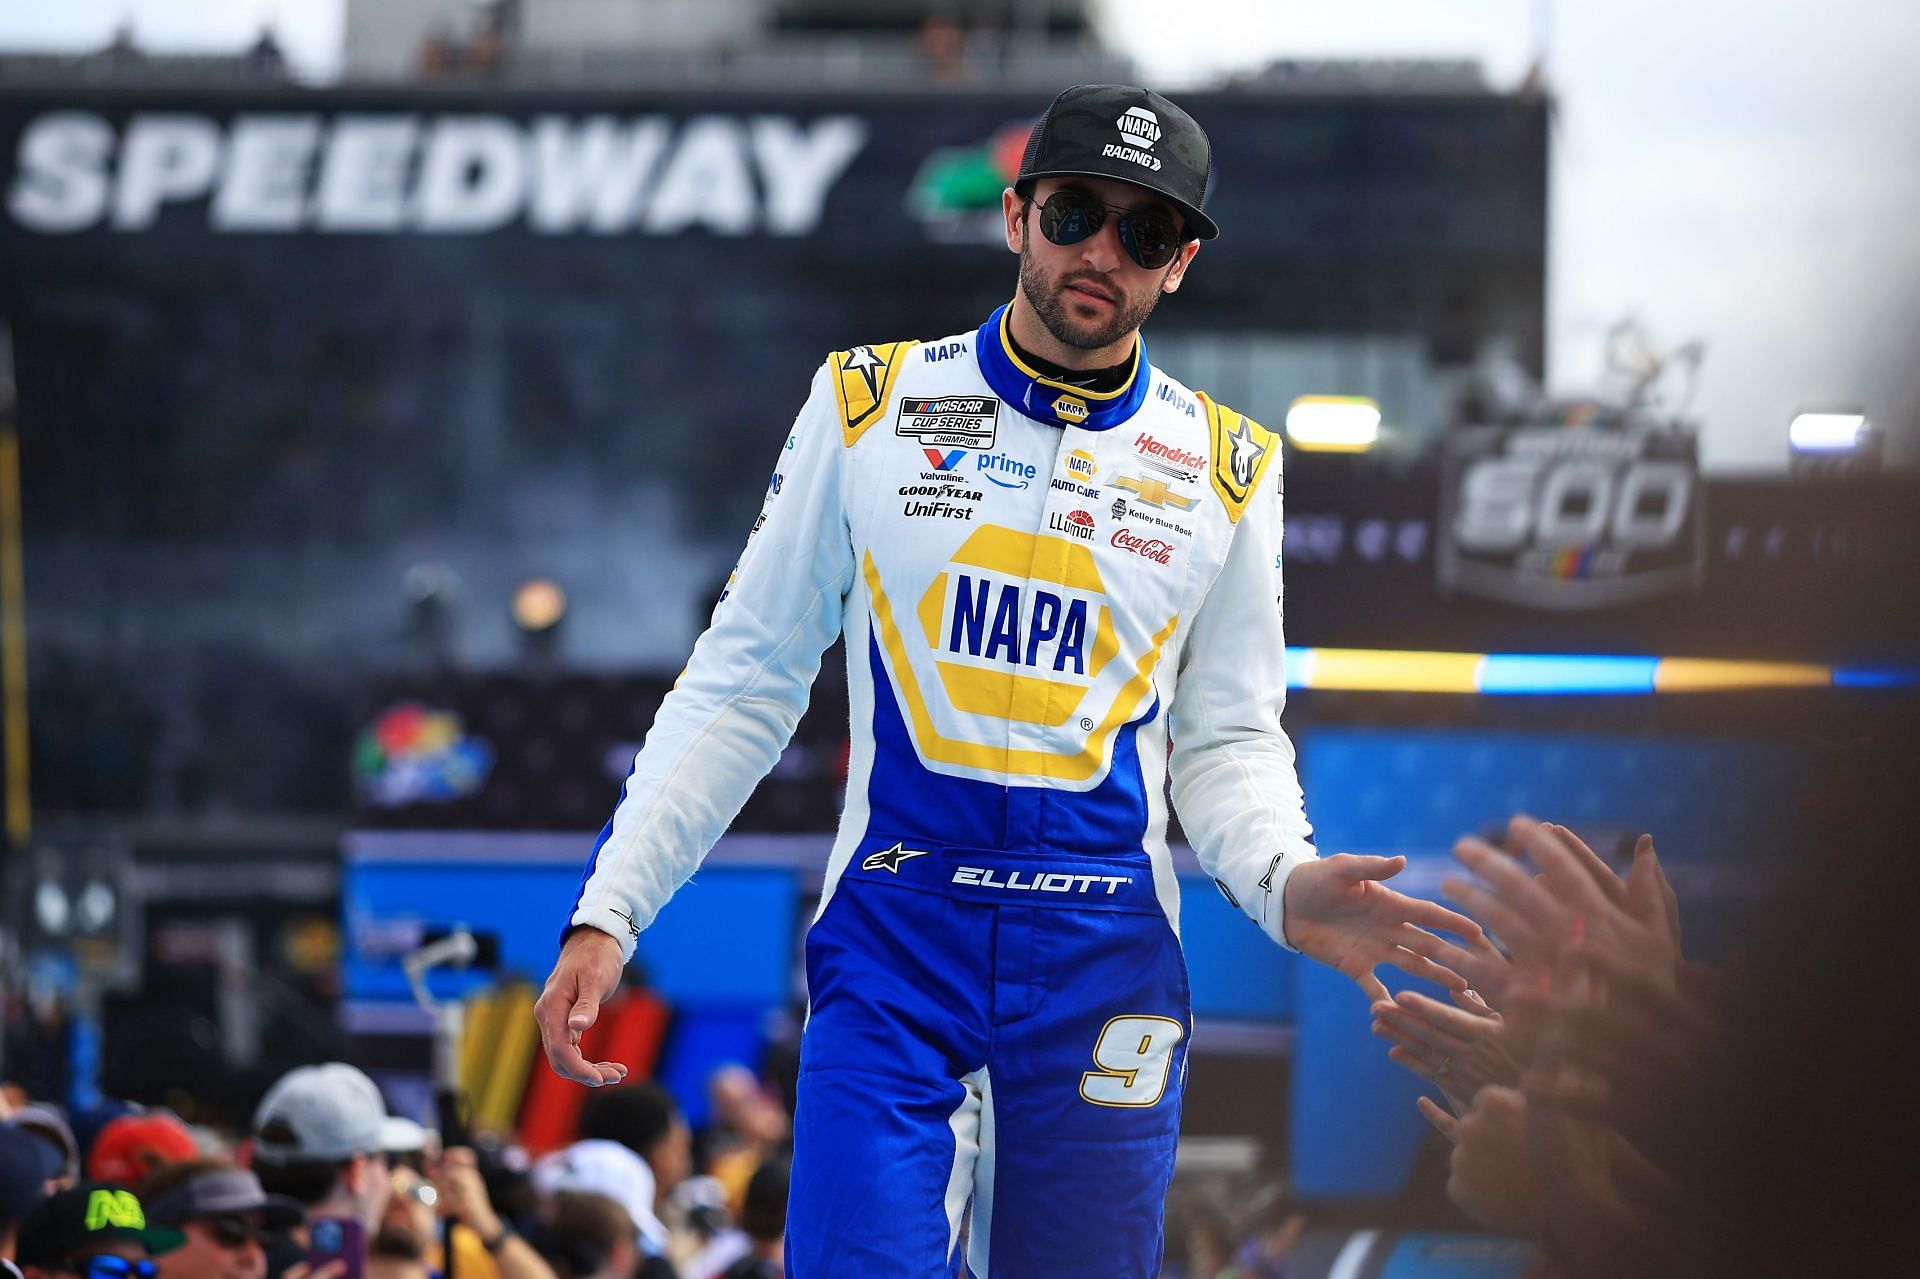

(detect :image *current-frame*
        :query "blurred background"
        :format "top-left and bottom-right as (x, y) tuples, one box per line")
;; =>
(0, 2), (1915, 1275)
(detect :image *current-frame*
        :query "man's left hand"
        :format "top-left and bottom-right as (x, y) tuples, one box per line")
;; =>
(1283, 853), (1482, 1003)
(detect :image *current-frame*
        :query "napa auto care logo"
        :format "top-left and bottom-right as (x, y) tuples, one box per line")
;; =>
(353, 703), (495, 806)
(906, 119), (1034, 243)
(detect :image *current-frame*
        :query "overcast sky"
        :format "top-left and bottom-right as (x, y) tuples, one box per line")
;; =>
(2, 0), (1915, 471)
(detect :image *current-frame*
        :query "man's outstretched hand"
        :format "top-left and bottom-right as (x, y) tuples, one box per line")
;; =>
(534, 926), (631, 1086)
(1283, 853), (1483, 1004)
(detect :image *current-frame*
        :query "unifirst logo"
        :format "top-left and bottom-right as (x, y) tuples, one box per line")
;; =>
(943, 571), (1092, 676)
(1117, 108), (1162, 149)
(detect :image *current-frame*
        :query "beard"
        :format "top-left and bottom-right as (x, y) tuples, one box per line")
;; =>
(1018, 239), (1167, 352)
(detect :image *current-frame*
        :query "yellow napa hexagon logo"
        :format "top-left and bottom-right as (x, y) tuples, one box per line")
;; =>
(861, 527), (1178, 783)
(916, 526), (1120, 727)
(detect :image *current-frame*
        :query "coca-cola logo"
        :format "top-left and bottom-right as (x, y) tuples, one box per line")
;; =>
(1111, 529), (1173, 564)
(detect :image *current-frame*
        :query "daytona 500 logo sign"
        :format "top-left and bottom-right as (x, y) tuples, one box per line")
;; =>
(1437, 424), (1703, 609)
(4, 110), (866, 235)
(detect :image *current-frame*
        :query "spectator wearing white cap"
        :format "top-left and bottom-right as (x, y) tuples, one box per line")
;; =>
(529, 1143), (670, 1275)
(247, 1064), (411, 1279)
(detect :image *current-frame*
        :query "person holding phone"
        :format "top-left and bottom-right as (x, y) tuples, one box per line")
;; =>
(247, 1065), (414, 1279)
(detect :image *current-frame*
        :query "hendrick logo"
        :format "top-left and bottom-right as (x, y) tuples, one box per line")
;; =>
(862, 842), (932, 873)
(1116, 107), (1161, 149)
(1135, 433), (1207, 471)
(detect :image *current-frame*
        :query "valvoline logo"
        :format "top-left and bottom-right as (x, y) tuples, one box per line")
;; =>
(925, 447), (968, 470)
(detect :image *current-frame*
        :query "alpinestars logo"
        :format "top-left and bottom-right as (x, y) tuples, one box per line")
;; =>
(862, 842), (932, 873)
(609, 907), (641, 938)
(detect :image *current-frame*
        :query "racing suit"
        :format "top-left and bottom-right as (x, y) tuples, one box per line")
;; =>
(567, 304), (1315, 1278)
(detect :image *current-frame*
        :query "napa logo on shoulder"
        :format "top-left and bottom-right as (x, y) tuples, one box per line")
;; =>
(896, 395), (999, 448)
(1053, 394), (1090, 423)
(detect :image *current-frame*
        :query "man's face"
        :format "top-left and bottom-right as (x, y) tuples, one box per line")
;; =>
(1005, 176), (1200, 353)
(648, 1119), (693, 1197)
(156, 1216), (267, 1279)
(29, 1241), (149, 1279)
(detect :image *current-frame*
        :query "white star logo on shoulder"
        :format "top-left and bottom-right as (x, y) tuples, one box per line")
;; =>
(842, 345), (885, 400)
(1227, 419), (1268, 489)
(861, 842), (933, 874)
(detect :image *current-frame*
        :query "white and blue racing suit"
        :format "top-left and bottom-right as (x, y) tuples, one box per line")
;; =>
(567, 304), (1315, 1278)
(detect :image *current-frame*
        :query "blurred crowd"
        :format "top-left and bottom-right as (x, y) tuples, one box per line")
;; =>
(6, 782), (1907, 1279)
(2, 1060), (793, 1279)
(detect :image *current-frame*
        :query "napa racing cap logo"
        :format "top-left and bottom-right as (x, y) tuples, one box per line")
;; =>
(1106, 107), (1162, 172)
(1117, 107), (1161, 149)
(354, 703), (495, 806)
(897, 395), (999, 448)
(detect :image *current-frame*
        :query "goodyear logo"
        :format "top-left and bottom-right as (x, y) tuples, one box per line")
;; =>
(1053, 394), (1089, 423)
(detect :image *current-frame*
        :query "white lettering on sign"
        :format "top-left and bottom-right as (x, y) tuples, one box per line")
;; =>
(214, 115), (321, 231)
(3, 110), (870, 237)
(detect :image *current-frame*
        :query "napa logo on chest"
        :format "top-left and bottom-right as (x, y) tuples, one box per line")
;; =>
(942, 571), (1094, 677)
(864, 524), (1168, 772)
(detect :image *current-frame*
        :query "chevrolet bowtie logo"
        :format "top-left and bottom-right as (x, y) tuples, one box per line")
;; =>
(1115, 474), (1198, 510)
(861, 842), (932, 874)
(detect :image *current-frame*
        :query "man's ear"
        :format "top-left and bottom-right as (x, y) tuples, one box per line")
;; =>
(1161, 240), (1202, 295)
(1002, 187), (1024, 254)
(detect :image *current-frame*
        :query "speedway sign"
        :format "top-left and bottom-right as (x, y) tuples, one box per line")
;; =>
(4, 109), (867, 235)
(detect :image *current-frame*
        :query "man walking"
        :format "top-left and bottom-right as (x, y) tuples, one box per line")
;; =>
(538, 84), (1477, 1278)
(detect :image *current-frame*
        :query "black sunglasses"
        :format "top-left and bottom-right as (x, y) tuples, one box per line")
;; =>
(74, 1258), (158, 1279)
(1035, 189), (1186, 270)
(203, 1216), (263, 1250)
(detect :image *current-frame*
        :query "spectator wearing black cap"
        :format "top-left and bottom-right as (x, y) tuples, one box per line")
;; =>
(7, 1113), (78, 1194)
(15, 1183), (171, 1279)
(4, 1124), (65, 1279)
(140, 1160), (303, 1279)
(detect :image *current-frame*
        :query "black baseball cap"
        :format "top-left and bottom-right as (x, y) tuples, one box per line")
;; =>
(15, 1183), (179, 1267)
(1, 1123), (61, 1226)
(1017, 84), (1219, 241)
